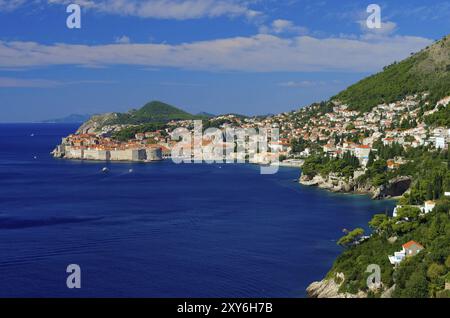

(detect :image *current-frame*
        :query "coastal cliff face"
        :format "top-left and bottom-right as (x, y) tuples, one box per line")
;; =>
(307, 275), (395, 298)
(306, 273), (367, 298)
(306, 273), (395, 298)
(299, 173), (411, 200)
(76, 113), (118, 134)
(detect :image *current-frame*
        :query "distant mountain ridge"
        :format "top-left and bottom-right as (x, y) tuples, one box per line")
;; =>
(43, 114), (92, 123)
(196, 112), (216, 118)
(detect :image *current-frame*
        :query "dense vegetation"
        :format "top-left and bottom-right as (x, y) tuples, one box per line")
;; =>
(112, 122), (167, 141)
(396, 148), (450, 205)
(290, 138), (311, 154)
(326, 146), (450, 297)
(425, 105), (450, 127)
(330, 199), (450, 298)
(302, 151), (360, 179)
(333, 36), (450, 112)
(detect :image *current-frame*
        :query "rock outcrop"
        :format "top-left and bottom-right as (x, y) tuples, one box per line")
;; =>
(306, 273), (367, 298)
(371, 176), (412, 199)
(380, 284), (396, 298)
(300, 172), (411, 200)
(76, 113), (118, 134)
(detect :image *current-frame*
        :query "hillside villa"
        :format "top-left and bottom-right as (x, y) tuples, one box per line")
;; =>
(388, 241), (424, 266)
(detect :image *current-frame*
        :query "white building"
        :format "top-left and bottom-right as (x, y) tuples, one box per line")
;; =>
(354, 146), (371, 160)
(435, 136), (446, 149)
(389, 241), (424, 266)
(393, 201), (436, 218)
(422, 201), (436, 214)
(389, 250), (406, 266)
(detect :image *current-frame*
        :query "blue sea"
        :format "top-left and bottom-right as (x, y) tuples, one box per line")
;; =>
(0, 124), (395, 297)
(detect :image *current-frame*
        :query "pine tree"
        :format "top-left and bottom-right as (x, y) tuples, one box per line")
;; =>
(427, 183), (434, 201)
(368, 151), (375, 167)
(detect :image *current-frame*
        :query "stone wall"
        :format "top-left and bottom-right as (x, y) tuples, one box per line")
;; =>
(55, 144), (164, 162)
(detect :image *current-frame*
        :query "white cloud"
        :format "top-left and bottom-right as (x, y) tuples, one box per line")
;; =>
(278, 80), (326, 88)
(46, 0), (261, 20)
(115, 35), (131, 44)
(259, 19), (308, 35)
(359, 20), (398, 37)
(0, 77), (59, 88)
(0, 77), (115, 88)
(0, 0), (26, 11)
(0, 34), (432, 73)
(272, 19), (308, 34)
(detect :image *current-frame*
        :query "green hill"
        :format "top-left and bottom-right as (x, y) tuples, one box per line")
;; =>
(135, 101), (195, 120)
(333, 35), (450, 112)
(107, 101), (199, 125)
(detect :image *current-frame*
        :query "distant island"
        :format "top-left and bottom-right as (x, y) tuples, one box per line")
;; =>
(43, 114), (92, 124)
(52, 35), (450, 298)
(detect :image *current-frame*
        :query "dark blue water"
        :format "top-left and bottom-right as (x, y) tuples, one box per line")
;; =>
(0, 124), (394, 297)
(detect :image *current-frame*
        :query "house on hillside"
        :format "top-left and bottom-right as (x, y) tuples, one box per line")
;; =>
(422, 201), (436, 214)
(388, 241), (424, 266)
(392, 201), (436, 218)
(403, 241), (424, 257)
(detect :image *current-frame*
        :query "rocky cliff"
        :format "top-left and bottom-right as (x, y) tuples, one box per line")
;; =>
(306, 273), (367, 298)
(307, 272), (396, 298)
(76, 113), (119, 134)
(299, 173), (411, 200)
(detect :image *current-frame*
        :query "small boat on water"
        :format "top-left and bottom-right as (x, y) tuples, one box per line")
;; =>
(102, 167), (109, 173)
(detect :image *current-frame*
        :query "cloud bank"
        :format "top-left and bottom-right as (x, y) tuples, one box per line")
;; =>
(0, 0), (26, 12)
(0, 34), (433, 73)
(46, 0), (261, 20)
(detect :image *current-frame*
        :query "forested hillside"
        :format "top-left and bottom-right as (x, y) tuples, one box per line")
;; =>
(334, 36), (450, 112)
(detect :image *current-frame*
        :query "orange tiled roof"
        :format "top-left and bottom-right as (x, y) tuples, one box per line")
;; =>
(402, 241), (424, 249)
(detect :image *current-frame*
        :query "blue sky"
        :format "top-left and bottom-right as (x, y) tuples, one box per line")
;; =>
(0, 0), (449, 122)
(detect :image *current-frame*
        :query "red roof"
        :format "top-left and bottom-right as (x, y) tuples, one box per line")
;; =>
(402, 240), (424, 249)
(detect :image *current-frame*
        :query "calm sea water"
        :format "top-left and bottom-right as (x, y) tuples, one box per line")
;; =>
(0, 124), (394, 297)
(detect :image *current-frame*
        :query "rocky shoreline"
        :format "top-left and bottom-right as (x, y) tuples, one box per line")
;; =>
(306, 273), (367, 298)
(306, 273), (395, 298)
(299, 173), (411, 200)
